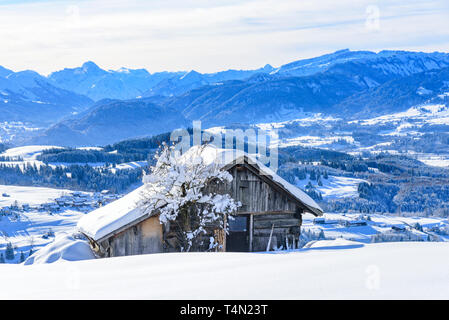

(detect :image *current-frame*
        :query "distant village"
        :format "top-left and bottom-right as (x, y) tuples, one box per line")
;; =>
(0, 190), (120, 216)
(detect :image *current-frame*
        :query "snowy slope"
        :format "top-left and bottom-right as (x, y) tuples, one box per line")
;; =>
(301, 212), (449, 244)
(0, 145), (62, 161)
(296, 175), (367, 199)
(353, 104), (449, 127)
(0, 207), (87, 264)
(0, 184), (97, 264)
(0, 185), (78, 207)
(1, 242), (449, 299)
(0, 145), (148, 171)
(0, 145), (64, 170)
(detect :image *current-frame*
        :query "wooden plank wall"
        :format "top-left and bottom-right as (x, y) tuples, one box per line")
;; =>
(101, 216), (163, 257)
(207, 164), (303, 251)
(252, 213), (301, 251)
(206, 165), (298, 214)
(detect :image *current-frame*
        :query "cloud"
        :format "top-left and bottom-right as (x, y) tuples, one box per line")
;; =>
(0, 0), (448, 74)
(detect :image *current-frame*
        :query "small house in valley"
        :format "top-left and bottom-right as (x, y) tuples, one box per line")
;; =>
(77, 146), (323, 257)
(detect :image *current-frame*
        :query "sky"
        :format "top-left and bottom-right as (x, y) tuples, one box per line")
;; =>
(0, 0), (448, 75)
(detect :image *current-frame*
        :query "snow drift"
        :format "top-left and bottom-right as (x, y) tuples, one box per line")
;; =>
(1, 242), (448, 299)
(23, 233), (96, 265)
(302, 239), (364, 249)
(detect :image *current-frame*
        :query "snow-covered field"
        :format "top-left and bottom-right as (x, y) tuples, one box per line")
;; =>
(0, 145), (62, 161)
(416, 153), (449, 168)
(0, 145), (148, 171)
(302, 212), (449, 243)
(0, 185), (96, 263)
(0, 185), (76, 207)
(277, 135), (355, 148)
(352, 104), (449, 127)
(0, 209), (86, 263)
(296, 175), (367, 199)
(1, 183), (448, 264)
(1, 241), (449, 299)
(0, 145), (61, 169)
(0, 183), (448, 298)
(112, 161), (147, 172)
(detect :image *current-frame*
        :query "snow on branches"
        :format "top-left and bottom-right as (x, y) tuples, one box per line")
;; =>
(139, 144), (240, 251)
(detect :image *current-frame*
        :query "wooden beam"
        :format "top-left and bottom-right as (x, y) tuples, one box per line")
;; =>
(223, 214), (227, 252)
(266, 223), (275, 251)
(249, 214), (254, 252)
(225, 157), (322, 216)
(234, 210), (295, 216)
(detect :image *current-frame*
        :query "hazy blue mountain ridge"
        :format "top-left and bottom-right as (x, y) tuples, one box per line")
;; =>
(3, 49), (449, 145)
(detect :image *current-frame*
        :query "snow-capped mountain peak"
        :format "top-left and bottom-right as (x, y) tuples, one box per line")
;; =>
(0, 65), (13, 78)
(179, 70), (202, 81)
(81, 61), (103, 72)
(116, 67), (131, 74)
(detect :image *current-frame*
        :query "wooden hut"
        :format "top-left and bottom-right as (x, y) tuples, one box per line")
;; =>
(77, 147), (323, 257)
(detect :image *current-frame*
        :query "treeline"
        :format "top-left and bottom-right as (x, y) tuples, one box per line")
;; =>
(0, 163), (144, 193)
(278, 149), (449, 215)
(279, 146), (352, 164)
(277, 166), (330, 202)
(320, 153), (449, 178)
(36, 131), (179, 164)
(32, 130), (358, 167)
(357, 182), (399, 212)
(37, 148), (141, 164)
(0, 156), (23, 162)
(323, 197), (393, 214)
(389, 131), (449, 154)
(278, 166), (329, 185)
(103, 131), (174, 153)
(321, 159), (369, 173)
(395, 184), (449, 215)
(320, 153), (408, 174)
(323, 182), (449, 216)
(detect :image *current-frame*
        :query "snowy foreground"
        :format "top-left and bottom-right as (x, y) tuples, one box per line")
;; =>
(1, 241), (449, 299)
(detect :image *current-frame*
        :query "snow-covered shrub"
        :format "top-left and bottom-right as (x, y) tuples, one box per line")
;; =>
(139, 144), (241, 252)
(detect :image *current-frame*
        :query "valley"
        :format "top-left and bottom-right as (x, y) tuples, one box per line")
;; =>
(0, 49), (448, 267)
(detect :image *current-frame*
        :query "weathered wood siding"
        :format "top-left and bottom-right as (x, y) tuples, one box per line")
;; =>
(206, 164), (303, 251)
(101, 216), (163, 257)
(206, 164), (299, 214)
(252, 213), (301, 251)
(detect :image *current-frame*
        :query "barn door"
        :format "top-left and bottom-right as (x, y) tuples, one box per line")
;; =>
(226, 215), (249, 252)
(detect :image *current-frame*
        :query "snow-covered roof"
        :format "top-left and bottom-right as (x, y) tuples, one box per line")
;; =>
(77, 186), (147, 241)
(77, 145), (323, 241)
(185, 146), (323, 216)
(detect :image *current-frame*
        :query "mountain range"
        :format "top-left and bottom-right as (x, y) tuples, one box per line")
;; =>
(2, 49), (449, 146)
(0, 69), (92, 125)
